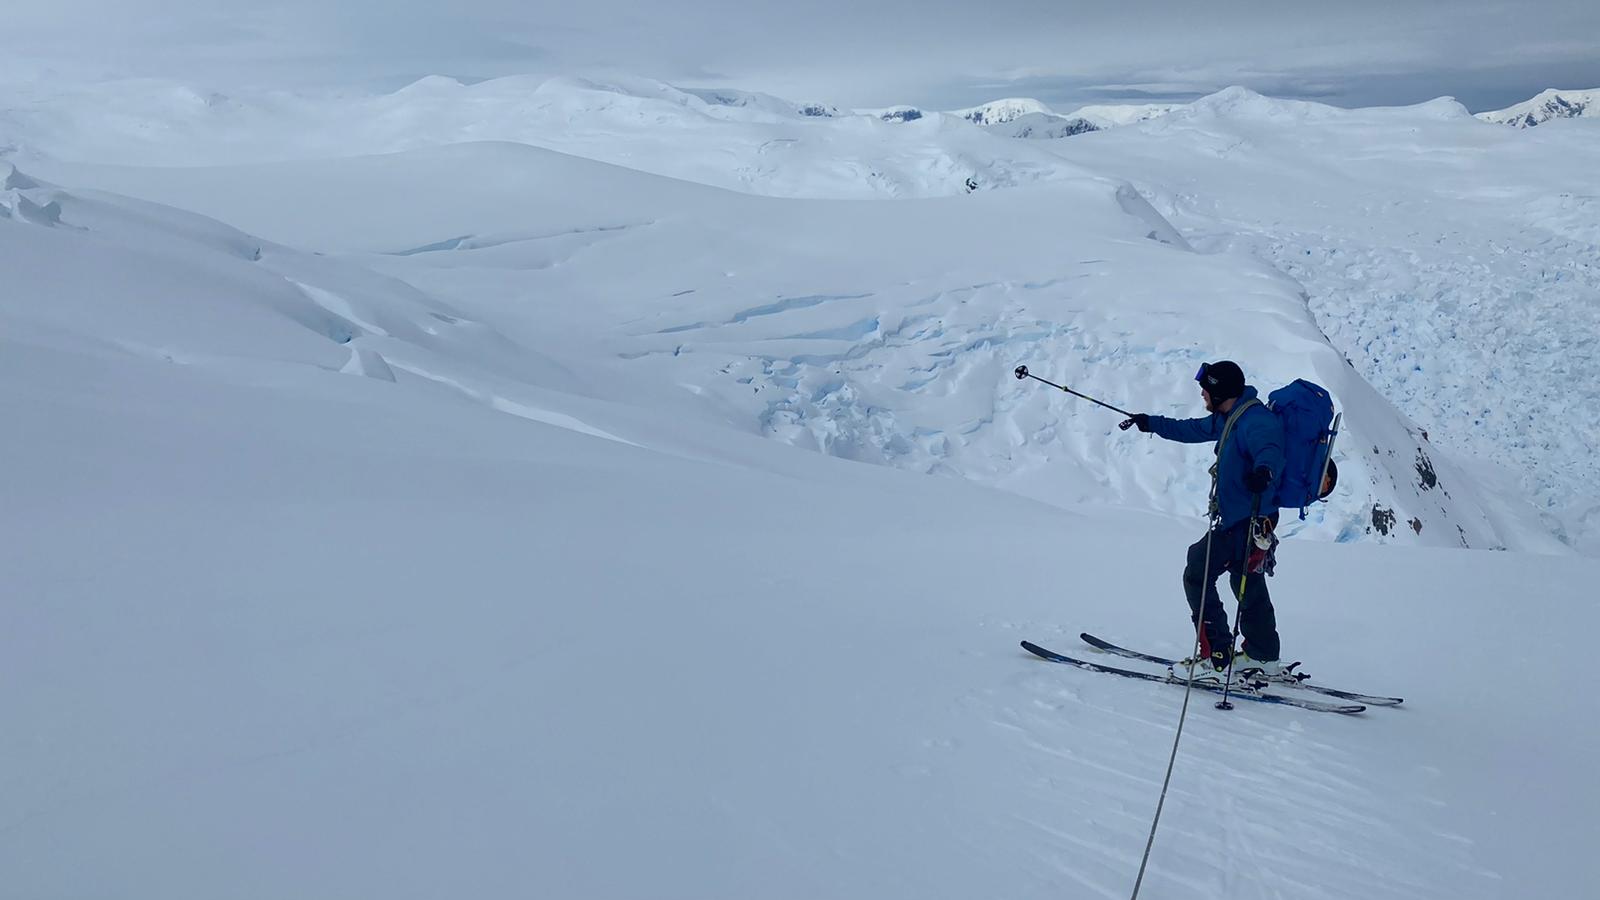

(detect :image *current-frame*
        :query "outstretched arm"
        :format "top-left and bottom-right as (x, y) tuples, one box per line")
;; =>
(1146, 413), (1224, 444)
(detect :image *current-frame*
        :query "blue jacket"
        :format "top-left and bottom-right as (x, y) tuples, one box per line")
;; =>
(1147, 386), (1285, 527)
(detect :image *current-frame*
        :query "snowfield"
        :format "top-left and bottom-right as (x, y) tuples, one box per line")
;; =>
(3, 75), (1599, 898)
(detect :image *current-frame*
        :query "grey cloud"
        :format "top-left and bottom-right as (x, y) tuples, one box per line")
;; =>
(8, 0), (1600, 110)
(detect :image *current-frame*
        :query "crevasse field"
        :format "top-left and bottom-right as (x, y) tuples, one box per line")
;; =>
(3, 76), (1597, 898)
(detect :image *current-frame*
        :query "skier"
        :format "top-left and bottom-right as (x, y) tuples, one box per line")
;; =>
(1119, 361), (1286, 682)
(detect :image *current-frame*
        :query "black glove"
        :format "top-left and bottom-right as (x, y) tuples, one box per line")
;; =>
(1119, 414), (1151, 433)
(1245, 465), (1274, 494)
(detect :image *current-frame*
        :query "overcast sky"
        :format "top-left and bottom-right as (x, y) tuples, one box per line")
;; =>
(8, 1), (1600, 111)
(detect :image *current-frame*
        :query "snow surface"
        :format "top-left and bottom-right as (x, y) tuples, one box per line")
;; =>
(4, 73), (1600, 898)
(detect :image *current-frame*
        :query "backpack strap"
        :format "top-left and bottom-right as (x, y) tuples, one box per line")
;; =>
(1217, 397), (1262, 462)
(1207, 398), (1263, 520)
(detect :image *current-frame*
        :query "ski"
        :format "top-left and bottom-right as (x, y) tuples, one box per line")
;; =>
(1020, 641), (1366, 714)
(1078, 633), (1403, 706)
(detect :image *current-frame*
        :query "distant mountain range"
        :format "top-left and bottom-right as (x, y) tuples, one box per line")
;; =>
(862, 88), (1600, 138)
(1475, 89), (1599, 127)
(853, 97), (1182, 138)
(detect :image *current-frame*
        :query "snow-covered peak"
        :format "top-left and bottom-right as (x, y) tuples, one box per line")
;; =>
(1167, 89), (1479, 134)
(1406, 96), (1474, 120)
(950, 98), (1054, 126)
(1175, 86), (1341, 122)
(1059, 102), (1183, 129)
(1477, 88), (1600, 127)
(392, 75), (468, 95)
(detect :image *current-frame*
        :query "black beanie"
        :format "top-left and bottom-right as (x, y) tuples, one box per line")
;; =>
(1198, 360), (1245, 401)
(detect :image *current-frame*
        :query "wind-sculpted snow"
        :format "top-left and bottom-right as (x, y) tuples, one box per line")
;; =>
(0, 163), (594, 427)
(1, 163), (60, 224)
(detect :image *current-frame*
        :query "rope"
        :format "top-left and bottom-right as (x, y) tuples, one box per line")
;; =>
(1129, 506), (1220, 898)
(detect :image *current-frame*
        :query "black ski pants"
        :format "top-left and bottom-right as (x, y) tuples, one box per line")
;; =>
(1183, 516), (1281, 662)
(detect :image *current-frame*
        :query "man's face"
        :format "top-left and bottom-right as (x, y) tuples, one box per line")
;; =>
(1202, 387), (1216, 412)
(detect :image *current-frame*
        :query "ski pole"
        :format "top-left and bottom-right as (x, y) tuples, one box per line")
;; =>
(1013, 365), (1135, 418)
(1216, 493), (1265, 712)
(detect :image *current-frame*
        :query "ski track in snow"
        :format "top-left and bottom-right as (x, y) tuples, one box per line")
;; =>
(1002, 662), (1496, 899)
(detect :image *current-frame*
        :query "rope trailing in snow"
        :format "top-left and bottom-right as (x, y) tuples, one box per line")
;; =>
(1128, 520), (1214, 900)
(1129, 493), (1263, 899)
(1132, 525), (1203, 896)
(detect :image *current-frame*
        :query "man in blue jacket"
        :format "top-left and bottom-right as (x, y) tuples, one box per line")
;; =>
(1121, 361), (1285, 681)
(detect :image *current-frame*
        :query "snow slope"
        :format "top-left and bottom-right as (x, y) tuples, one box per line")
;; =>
(1477, 88), (1600, 127)
(24, 138), (1560, 553)
(5, 155), (1598, 900)
(13, 77), (1595, 551)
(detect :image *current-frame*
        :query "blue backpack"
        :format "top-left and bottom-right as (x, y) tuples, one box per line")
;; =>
(1267, 380), (1340, 518)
